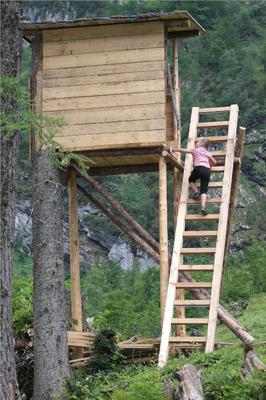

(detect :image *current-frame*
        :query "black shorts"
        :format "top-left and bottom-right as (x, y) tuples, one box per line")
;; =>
(189, 166), (211, 194)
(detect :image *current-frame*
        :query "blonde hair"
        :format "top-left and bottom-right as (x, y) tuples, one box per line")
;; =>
(196, 137), (210, 149)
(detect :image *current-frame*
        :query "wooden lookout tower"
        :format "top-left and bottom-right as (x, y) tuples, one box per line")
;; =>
(23, 11), (245, 364)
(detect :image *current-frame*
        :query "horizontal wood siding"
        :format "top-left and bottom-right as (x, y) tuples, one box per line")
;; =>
(42, 22), (166, 151)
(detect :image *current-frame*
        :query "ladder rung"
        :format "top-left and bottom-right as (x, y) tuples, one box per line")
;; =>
(174, 299), (211, 306)
(172, 318), (209, 324)
(183, 230), (218, 238)
(181, 247), (216, 254)
(199, 107), (230, 113)
(211, 151), (226, 157)
(176, 282), (212, 288)
(185, 214), (219, 221)
(187, 197), (221, 204)
(179, 264), (214, 271)
(170, 336), (207, 343)
(211, 166), (225, 172)
(196, 182), (223, 188)
(197, 121), (229, 129)
(205, 136), (228, 142)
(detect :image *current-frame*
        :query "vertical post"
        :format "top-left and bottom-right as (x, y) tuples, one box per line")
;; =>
(172, 38), (186, 336)
(159, 156), (169, 323)
(172, 38), (181, 223)
(69, 169), (83, 358)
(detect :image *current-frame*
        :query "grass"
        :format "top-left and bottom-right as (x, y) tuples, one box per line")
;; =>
(65, 294), (266, 400)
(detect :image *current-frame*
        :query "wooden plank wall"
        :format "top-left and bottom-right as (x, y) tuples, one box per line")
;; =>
(42, 22), (167, 151)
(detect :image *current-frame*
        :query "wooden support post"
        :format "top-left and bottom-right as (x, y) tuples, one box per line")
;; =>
(223, 127), (246, 271)
(172, 38), (186, 337)
(69, 169), (83, 358)
(159, 156), (169, 323)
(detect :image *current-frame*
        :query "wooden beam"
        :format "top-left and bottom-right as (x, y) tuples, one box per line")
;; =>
(68, 169), (83, 358)
(162, 150), (184, 172)
(167, 30), (200, 39)
(81, 146), (165, 158)
(88, 163), (159, 176)
(159, 156), (169, 323)
(164, 19), (190, 28)
(172, 37), (186, 338)
(73, 163), (159, 253)
(223, 127), (246, 272)
(77, 184), (160, 264)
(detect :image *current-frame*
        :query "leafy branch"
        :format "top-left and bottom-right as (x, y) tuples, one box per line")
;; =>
(0, 74), (92, 172)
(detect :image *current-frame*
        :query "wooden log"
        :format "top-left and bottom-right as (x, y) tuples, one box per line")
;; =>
(72, 163), (159, 253)
(241, 344), (266, 380)
(167, 63), (180, 131)
(175, 364), (204, 400)
(77, 184), (160, 264)
(81, 146), (165, 157)
(68, 170), (83, 359)
(162, 150), (184, 172)
(159, 157), (169, 323)
(223, 127), (246, 271)
(164, 379), (175, 400)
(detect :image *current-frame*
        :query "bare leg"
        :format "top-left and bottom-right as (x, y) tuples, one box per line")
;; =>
(190, 182), (198, 193)
(201, 194), (207, 209)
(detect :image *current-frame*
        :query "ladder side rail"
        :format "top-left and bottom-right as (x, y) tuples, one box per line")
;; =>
(158, 107), (199, 368)
(205, 104), (239, 352)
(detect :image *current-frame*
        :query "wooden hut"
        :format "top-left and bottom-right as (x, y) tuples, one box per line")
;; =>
(23, 11), (204, 172)
(22, 11), (205, 356)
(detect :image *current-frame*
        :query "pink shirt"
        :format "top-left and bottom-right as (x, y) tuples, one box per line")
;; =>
(190, 147), (212, 168)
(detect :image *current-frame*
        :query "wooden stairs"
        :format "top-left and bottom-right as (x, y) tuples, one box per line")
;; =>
(158, 104), (239, 368)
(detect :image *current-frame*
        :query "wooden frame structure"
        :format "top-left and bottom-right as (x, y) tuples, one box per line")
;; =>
(24, 12), (252, 362)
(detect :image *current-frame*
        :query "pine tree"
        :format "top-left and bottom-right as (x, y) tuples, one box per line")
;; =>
(0, 1), (22, 399)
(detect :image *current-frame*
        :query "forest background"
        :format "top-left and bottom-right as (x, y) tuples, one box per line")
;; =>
(11, 1), (266, 398)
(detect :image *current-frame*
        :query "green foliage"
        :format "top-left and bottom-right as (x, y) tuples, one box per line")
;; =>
(0, 75), (91, 172)
(80, 263), (160, 339)
(12, 251), (33, 339)
(222, 241), (266, 302)
(63, 296), (266, 399)
(89, 329), (125, 372)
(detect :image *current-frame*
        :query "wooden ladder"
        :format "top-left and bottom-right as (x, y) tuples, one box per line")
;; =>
(158, 104), (239, 368)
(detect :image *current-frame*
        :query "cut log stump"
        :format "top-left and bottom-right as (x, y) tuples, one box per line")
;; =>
(241, 344), (266, 380)
(175, 364), (204, 400)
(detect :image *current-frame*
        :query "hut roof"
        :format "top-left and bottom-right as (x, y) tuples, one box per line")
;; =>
(22, 10), (205, 41)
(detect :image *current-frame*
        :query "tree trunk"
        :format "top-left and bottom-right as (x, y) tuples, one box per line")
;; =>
(32, 149), (70, 399)
(0, 1), (22, 399)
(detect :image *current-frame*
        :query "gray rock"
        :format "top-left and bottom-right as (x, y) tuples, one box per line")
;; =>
(108, 240), (134, 270)
(15, 201), (32, 253)
(136, 249), (158, 272)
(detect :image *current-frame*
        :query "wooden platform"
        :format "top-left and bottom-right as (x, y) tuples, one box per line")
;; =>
(68, 333), (233, 367)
